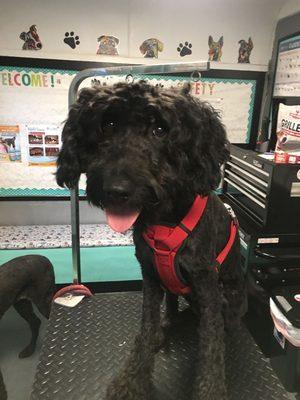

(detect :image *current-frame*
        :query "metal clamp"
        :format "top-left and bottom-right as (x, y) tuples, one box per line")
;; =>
(125, 74), (135, 83)
(190, 70), (201, 82)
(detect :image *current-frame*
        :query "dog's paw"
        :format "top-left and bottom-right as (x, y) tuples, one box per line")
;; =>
(194, 380), (228, 400)
(19, 344), (35, 358)
(152, 326), (167, 351)
(105, 375), (153, 400)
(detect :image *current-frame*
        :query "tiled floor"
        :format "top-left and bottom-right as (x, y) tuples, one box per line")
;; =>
(0, 307), (47, 400)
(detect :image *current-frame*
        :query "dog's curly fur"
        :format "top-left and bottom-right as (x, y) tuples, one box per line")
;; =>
(56, 81), (246, 400)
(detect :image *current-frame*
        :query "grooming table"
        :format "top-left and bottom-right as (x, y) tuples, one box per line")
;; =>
(31, 292), (296, 400)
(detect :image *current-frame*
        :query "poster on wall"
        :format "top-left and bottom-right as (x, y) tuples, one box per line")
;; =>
(0, 125), (21, 162)
(83, 74), (256, 143)
(274, 34), (300, 97)
(26, 125), (62, 166)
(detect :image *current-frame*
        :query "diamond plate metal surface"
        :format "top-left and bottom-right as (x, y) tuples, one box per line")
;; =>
(31, 292), (295, 400)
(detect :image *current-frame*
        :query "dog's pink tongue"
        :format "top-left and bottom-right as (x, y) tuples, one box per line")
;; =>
(106, 210), (140, 233)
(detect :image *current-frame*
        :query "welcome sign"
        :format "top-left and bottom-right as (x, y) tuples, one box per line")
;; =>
(0, 71), (59, 88)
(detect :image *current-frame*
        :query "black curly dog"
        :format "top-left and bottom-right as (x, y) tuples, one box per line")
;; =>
(56, 81), (246, 400)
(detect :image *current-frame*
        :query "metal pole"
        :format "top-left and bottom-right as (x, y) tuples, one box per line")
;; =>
(68, 69), (107, 284)
(70, 187), (80, 283)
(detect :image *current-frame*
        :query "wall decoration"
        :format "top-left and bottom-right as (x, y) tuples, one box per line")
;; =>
(26, 125), (62, 166)
(64, 32), (80, 49)
(96, 35), (119, 55)
(208, 36), (223, 61)
(0, 125), (21, 162)
(177, 42), (192, 57)
(238, 37), (253, 63)
(139, 38), (164, 58)
(274, 34), (300, 97)
(19, 25), (42, 50)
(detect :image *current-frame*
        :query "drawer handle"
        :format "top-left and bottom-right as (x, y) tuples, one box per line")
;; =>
(254, 246), (300, 261)
(231, 154), (269, 177)
(224, 177), (266, 209)
(226, 162), (268, 187)
(225, 170), (267, 198)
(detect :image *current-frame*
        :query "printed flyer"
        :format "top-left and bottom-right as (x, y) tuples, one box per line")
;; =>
(0, 125), (21, 162)
(26, 125), (62, 166)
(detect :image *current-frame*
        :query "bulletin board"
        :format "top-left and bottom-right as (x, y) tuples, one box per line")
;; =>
(0, 57), (265, 198)
(0, 65), (80, 197)
(273, 33), (300, 98)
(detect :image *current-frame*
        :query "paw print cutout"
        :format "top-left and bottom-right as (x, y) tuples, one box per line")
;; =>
(177, 42), (192, 57)
(64, 32), (80, 49)
(91, 78), (107, 87)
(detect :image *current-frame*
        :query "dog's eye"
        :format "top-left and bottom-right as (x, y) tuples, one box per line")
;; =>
(102, 121), (117, 133)
(152, 126), (166, 137)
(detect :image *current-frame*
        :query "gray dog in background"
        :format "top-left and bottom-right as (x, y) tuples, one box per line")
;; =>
(0, 255), (55, 358)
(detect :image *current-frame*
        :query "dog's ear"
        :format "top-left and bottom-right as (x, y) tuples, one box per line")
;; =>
(248, 37), (253, 50)
(97, 35), (105, 43)
(56, 87), (100, 188)
(181, 82), (191, 96)
(218, 36), (224, 47)
(140, 40), (147, 54)
(111, 36), (119, 45)
(157, 39), (164, 52)
(208, 35), (213, 46)
(183, 99), (229, 194)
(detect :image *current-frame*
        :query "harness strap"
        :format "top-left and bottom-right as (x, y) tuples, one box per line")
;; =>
(143, 196), (238, 295)
(216, 221), (238, 265)
(152, 195), (208, 251)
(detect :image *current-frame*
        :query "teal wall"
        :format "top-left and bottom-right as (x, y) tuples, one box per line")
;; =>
(0, 246), (141, 284)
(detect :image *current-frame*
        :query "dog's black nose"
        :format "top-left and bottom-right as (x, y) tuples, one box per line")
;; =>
(104, 183), (131, 202)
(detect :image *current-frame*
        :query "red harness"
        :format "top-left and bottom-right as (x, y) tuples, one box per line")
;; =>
(142, 195), (238, 295)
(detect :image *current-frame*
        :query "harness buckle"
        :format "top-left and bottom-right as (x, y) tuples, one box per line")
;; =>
(214, 260), (221, 273)
(224, 203), (239, 227)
